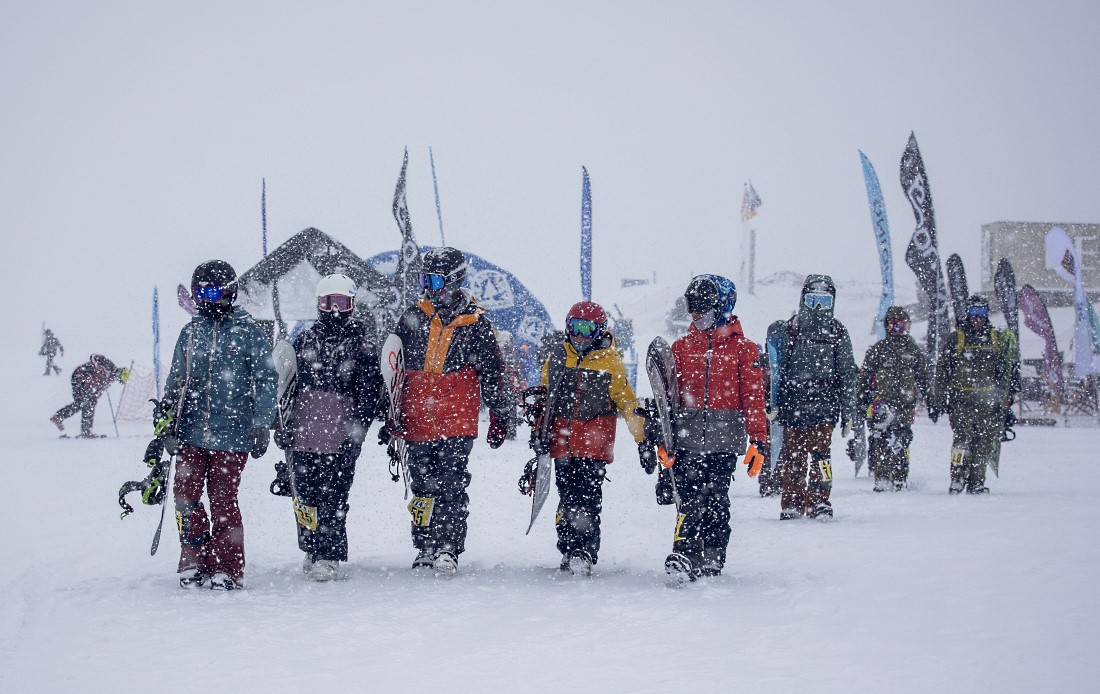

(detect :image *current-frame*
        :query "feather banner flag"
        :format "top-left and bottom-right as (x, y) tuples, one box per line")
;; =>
(1044, 225), (1100, 377)
(1019, 284), (1063, 402)
(859, 152), (894, 339)
(900, 132), (951, 383)
(741, 181), (762, 222)
(393, 147), (421, 311)
(580, 167), (592, 301)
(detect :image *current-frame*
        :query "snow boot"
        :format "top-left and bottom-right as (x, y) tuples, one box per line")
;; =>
(894, 481), (906, 492)
(808, 504), (834, 520)
(966, 486), (990, 495)
(559, 553), (571, 572)
(302, 555), (315, 575)
(432, 551), (458, 577)
(411, 549), (434, 570)
(779, 509), (803, 521)
(179, 568), (206, 589)
(664, 552), (697, 586)
(567, 550), (593, 577)
(307, 560), (339, 582)
(208, 572), (241, 591)
(949, 481), (964, 495)
(49, 415), (64, 432)
(873, 479), (889, 493)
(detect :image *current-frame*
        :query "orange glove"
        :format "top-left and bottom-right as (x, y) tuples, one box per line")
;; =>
(744, 442), (764, 478)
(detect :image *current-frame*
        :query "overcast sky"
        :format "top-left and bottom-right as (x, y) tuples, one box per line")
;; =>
(3, 1), (1098, 356)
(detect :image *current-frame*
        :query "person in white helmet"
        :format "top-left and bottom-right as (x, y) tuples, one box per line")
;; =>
(272, 273), (385, 581)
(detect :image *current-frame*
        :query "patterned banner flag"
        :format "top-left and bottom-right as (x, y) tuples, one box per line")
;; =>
(859, 152), (894, 339)
(1045, 225), (1100, 377)
(392, 147), (421, 311)
(741, 181), (762, 222)
(580, 167), (592, 302)
(1019, 284), (1063, 401)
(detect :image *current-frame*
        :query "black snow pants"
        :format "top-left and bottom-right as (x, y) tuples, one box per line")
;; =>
(671, 451), (737, 572)
(53, 377), (97, 436)
(406, 437), (474, 556)
(290, 451), (357, 562)
(553, 458), (607, 563)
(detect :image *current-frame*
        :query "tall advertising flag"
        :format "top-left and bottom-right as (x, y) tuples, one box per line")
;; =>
(261, 178), (268, 257)
(900, 132), (951, 381)
(153, 286), (161, 398)
(580, 167), (592, 302)
(430, 147), (446, 246)
(1044, 225), (1100, 377)
(393, 147), (421, 311)
(859, 152), (894, 339)
(1019, 284), (1063, 403)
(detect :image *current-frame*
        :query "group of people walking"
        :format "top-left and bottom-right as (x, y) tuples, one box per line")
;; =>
(139, 248), (1017, 590)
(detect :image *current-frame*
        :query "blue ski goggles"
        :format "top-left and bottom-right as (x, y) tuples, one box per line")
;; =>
(803, 292), (834, 311)
(967, 305), (989, 319)
(419, 273), (447, 291)
(567, 317), (600, 338)
(192, 285), (227, 303)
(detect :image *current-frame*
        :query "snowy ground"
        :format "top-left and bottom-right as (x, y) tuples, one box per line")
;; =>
(2, 339), (1097, 693)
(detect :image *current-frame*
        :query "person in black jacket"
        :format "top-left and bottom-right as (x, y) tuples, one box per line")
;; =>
(274, 274), (384, 581)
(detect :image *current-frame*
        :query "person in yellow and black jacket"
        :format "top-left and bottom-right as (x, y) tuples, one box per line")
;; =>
(534, 301), (647, 577)
(382, 247), (517, 576)
(930, 295), (1018, 495)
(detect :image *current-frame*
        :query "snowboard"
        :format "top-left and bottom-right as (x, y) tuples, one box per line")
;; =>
(526, 344), (567, 535)
(946, 254), (970, 328)
(380, 333), (411, 498)
(645, 337), (679, 507)
(764, 322), (785, 484)
(847, 420), (868, 478)
(990, 258), (1021, 479)
(272, 339), (299, 494)
(176, 283), (198, 316)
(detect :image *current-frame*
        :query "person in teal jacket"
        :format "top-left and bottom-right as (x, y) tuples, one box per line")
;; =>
(161, 259), (278, 590)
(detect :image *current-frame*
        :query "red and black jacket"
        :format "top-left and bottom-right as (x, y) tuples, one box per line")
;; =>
(395, 295), (514, 442)
(671, 318), (767, 453)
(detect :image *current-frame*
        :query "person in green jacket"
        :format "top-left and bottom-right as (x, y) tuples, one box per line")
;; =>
(930, 295), (1017, 495)
(858, 306), (928, 492)
(161, 260), (278, 590)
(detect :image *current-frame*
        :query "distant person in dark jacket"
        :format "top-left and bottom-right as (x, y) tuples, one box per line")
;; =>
(40, 328), (63, 375)
(771, 275), (859, 520)
(161, 259), (278, 591)
(273, 274), (384, 582)
(50, 354), (128, 437)
(858, 306), (928, 492)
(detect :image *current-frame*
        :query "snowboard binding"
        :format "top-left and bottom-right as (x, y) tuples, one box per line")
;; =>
(118, 438), (169, 519)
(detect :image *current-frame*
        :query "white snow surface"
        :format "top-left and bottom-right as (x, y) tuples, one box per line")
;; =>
(3, 278), (1098, 693)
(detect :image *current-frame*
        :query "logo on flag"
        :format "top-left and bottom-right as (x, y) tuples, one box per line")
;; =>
(741, 182), (762, 222)
(1062, 250), (1076, 277)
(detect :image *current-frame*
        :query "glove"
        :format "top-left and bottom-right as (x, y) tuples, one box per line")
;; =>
(765, 406), (778, 422)
(655, 467), (675, 506)
(273, 426), (294, 451)
(841, 421), (852, 438)
(518, 457), (537, 495)
(151, 398), (175, 439)
(744, 441), (765, 478)
(487, 409), (509, 449)
(162, 435), (182, 456)
(118, 367), (131, 384)
(529, 431), (550, 455)
(249, 427), (270, 459)
(638, 441), (657, 475)
(269, 460), (292, 497)
(636, 399), (664, 447)
(377, 424), (393, 447)
(927, 410), (939, 423)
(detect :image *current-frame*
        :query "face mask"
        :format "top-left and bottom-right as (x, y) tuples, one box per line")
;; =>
(692, 309), (717, 331)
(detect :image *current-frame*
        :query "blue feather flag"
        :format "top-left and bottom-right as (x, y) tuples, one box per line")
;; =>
(859, 151), (894, 339)
(580, 167), (592, 301)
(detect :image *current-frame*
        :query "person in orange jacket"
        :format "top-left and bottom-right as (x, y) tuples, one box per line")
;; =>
(382, 247), (517, 576)
(530, 301), (648, 577)
(663, 275), (767, 582)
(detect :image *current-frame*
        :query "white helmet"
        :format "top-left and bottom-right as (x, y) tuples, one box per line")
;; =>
(316, 274), (356, 297)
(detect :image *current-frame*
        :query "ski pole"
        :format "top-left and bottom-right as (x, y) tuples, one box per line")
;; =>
(106, 389), (120, 438)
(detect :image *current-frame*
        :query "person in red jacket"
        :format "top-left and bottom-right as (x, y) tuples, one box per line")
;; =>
(382, 247), (517, 576)
(50, 354), (128, 437)
(663, 275), (767, 582)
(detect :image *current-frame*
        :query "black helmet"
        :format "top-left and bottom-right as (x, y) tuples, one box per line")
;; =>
(191, 259), (238, 303)
(421, 247), (467, 288)
(684, 276), (721, 314)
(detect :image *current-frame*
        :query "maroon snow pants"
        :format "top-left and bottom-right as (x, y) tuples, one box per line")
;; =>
(779, 422), (835, 516)
(173, 444), (249, 580)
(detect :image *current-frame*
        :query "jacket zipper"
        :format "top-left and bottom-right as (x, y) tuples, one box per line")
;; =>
(202, 321), (220, 445)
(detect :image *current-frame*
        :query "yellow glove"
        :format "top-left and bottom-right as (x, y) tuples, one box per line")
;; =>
(119, 367), (131, 384)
